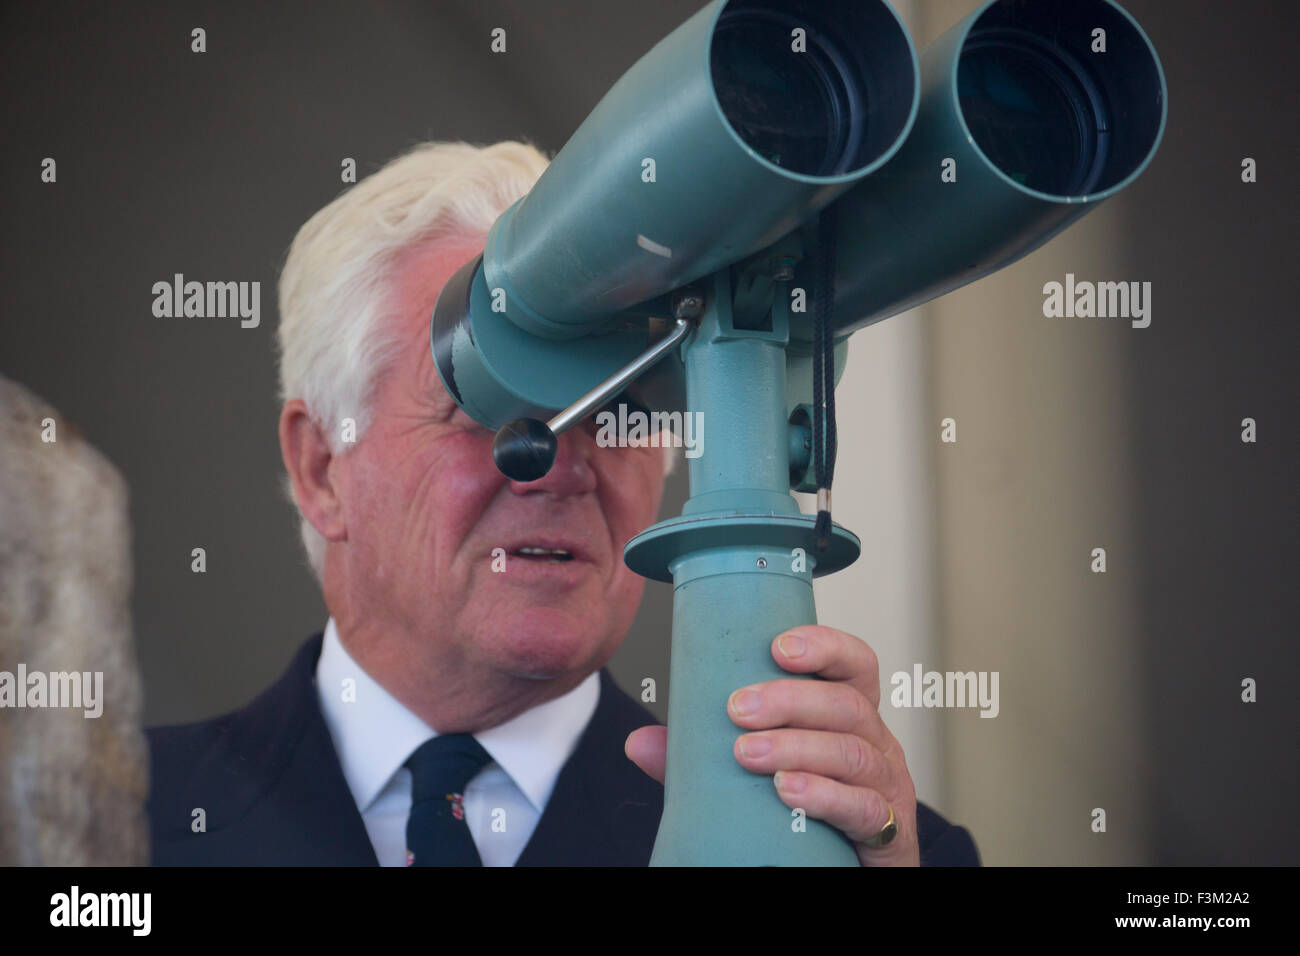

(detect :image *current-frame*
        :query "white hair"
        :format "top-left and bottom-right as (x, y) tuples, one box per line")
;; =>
(277, 141), (677, 581)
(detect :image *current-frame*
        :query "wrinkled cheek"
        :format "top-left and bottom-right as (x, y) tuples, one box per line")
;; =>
(436, 452), (505, 528)
(347, 482), (427, 594)
(405, 461), (498, 573)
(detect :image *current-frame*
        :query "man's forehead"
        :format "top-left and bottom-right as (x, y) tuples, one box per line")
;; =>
(383, 235), (485, 416)
(391, 234), (485, 314)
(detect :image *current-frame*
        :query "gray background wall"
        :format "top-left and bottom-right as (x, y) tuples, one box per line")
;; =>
(2, 0), (1295, 865)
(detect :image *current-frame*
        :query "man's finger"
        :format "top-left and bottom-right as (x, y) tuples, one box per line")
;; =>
(734, 728), (898, 793)
(772, 771), (919, 866)
(770, 624), (880, 709)
(727, 677), (893, 754)
(625, 724), (667, 784)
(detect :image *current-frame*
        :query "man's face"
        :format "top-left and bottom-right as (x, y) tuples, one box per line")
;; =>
(331, 235), (667, 685)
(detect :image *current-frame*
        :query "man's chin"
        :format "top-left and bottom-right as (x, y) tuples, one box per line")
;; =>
(480, 605), (612, 681)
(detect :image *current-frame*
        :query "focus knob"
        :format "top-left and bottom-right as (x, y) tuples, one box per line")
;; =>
(492, 418), (557, 482)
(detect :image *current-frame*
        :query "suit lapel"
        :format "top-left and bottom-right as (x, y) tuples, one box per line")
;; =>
(515, 669), (663, 866)
(151, 635), (378, 865)
(239, 634), (378, 864)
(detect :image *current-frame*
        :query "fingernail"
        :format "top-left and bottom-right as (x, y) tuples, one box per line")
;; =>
(730, 689), (760, 716)
(778, 634), (806, 658)
(739, 734), (771, 758)
(775, 771), (805, 794)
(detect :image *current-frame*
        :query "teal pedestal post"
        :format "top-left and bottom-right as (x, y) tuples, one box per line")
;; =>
(626, 273), (860, 866)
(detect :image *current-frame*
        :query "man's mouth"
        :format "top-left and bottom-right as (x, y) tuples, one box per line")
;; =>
(510, 546), (575, 564)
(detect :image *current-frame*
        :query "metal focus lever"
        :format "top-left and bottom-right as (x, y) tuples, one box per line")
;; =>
(492, 294), (701, 482)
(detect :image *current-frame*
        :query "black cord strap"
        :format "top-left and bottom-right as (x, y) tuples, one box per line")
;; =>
(811, 207), (838, 552)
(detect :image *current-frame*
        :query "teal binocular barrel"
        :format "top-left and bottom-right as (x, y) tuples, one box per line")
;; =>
(823, 0), (1167, 336)
(480, 0), (920, 340)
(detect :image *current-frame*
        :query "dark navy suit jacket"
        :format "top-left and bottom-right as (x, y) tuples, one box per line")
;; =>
(147, 634), (980, 866)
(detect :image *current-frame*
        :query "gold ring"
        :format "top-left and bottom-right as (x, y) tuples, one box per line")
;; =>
(863, 804), (898, 848)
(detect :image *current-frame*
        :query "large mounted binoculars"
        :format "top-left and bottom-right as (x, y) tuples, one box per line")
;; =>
(432, 0), (1165, 865)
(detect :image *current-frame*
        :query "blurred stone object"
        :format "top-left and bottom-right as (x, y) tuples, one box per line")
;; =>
(0, 375), (148, 864)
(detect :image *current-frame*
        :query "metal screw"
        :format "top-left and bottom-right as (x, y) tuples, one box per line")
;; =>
(672, 288), (705, 320)
(756, 557), (768, 569)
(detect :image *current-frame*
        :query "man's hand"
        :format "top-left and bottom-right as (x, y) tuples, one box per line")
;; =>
(625, 624), (920, 866)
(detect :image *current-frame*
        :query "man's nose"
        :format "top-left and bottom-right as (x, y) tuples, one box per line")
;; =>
(506, 426), (598, 498)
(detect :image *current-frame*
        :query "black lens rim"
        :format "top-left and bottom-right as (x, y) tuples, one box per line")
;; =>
(711, 8), (869, 177)
(958, 26), (1112, 197)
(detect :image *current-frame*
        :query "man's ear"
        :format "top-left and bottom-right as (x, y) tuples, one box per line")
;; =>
(279, 399), (347, 543)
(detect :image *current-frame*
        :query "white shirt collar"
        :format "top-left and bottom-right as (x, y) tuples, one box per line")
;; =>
(314, 618), (600, 815)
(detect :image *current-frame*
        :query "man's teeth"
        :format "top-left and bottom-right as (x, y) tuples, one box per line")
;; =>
(515, 547), (574, 561)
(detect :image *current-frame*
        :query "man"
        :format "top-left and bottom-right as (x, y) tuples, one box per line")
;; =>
(146, 141), (979, 866)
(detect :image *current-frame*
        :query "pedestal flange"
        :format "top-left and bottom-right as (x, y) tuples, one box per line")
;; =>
(624, 512), (860, 583)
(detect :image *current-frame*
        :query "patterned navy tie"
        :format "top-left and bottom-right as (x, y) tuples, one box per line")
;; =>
(404, 733), (493, 867)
